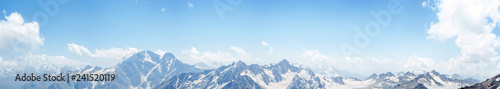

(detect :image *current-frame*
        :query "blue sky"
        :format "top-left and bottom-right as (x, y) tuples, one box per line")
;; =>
(1, 0), (499, 79)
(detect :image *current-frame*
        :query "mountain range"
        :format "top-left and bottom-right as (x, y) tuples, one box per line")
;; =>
(0, 50), (482, 89)
(155, 59), (346, 89)
(154, 59), (476, 89)
(13, 50), (202, 89)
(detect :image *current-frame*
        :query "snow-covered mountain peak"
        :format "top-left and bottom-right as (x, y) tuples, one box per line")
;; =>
(83, 65), (92, 70)
(120, 50), (161, 65)
(277, 59), (290, 66)
(97, 50), (201, 88)
(233, 60), (247, 67)
(404, 71), (416, 76)
(430, 69), (440, 75)
(366, 73), (378, 80)
(379, 72), (395, 78)
(449, 74), (461, 79)
(160, 52), (176, 60)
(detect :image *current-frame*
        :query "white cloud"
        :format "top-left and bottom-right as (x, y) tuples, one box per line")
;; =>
(0, 12), (44, 52)
(300, 48), (400, 75)
(67, 43), (139, 60)
(0, 56), (17, 68)
(94, 47), (139, 60)
(21, 54), (86, 68)
(0, 54), (87, 70)
(424, 0), (500, 76)
(302, 48), (330, 62)
(230, 46), (250, 58)
(161, 7), (165, 12)
(67, 43), (92, 56)
(181, 46), (255, 67)
(0, 12), (85, 70)
(262, 41), (268, 46)
(339, 57), (397, 74)
(422, 1), (427, 7)
(261, 41), (273, 55)
(426, 0), (500, 41)
(422, 0), (438, 10)
(182, 47), (233, 67)
(404, 55), (436, 71)
(187, 2), (194, 9)
(2, 10), (5, 14)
